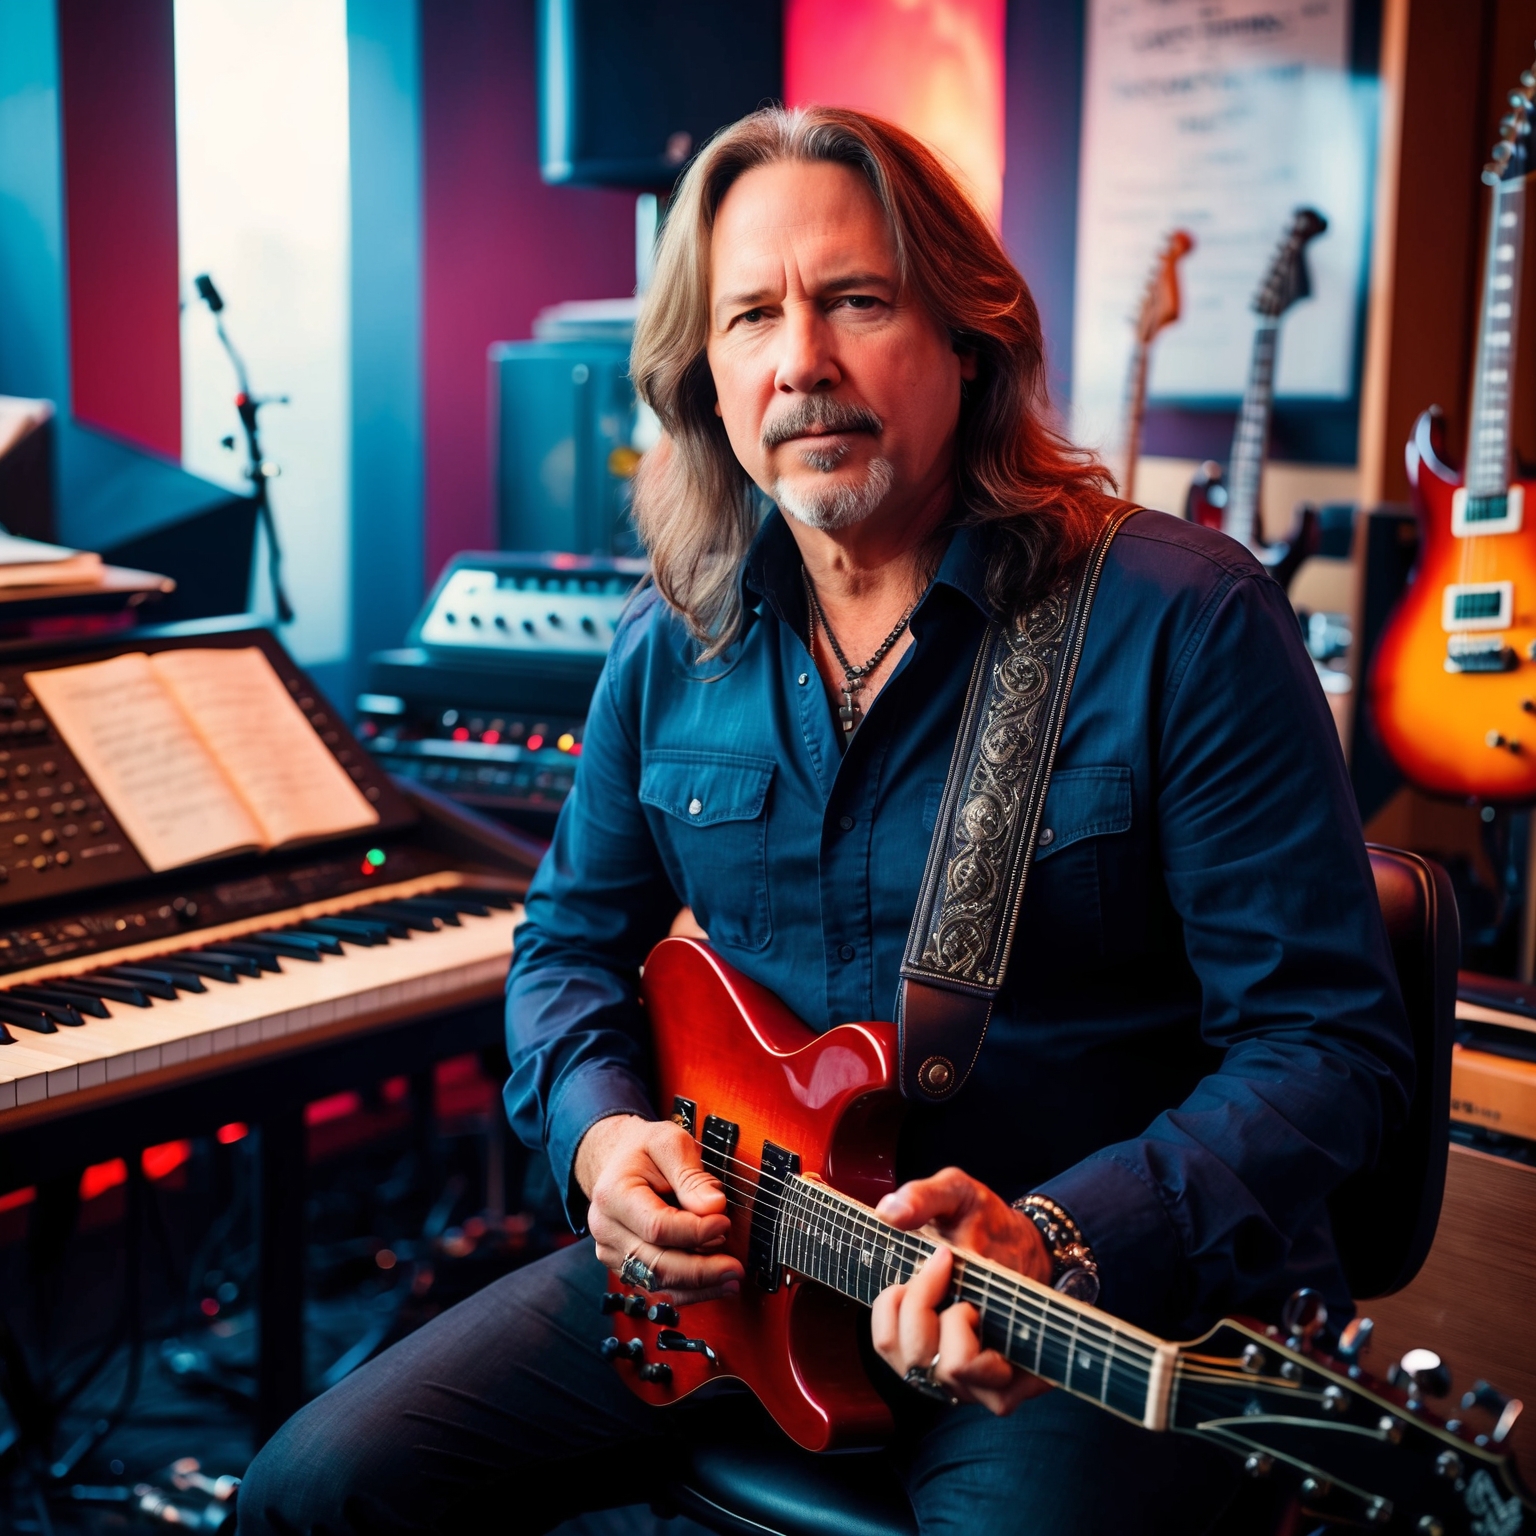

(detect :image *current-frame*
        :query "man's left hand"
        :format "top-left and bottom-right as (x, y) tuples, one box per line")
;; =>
(869, 1168), (1055, 1416)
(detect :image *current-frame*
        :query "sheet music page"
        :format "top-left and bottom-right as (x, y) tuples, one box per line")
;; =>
(25, 653), (263, 871)
(149, 647), (378, 847)
(1070, 0), (1368, 458)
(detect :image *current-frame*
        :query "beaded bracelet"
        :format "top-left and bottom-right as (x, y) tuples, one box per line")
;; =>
(1013, 1194), (1101, 1304)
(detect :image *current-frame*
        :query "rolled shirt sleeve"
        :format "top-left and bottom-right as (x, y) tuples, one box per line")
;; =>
(1039, 571), (1414, 1333)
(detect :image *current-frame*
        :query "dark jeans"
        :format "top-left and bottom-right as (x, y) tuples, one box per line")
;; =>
(237, 1240), (1240, 1536)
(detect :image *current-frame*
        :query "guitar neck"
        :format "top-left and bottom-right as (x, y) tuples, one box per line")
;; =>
(1224, 318), (1279, 549)
(1466, 176), (1528, 498)
(1121, 340), (1151, 496)
(777, 1176), (1173, 1428)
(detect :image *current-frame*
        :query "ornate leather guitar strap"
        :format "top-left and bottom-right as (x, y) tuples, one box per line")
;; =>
(896, 509), (1134, 1102)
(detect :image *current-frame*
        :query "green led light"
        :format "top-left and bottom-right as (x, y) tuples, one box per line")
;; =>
(365, 848), (386, 868)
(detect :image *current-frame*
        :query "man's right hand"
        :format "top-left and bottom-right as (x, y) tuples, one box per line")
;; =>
(576, 1113), (744, 1305)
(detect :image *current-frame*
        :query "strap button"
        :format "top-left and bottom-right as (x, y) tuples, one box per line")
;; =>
(918, 1056), (955, 1095)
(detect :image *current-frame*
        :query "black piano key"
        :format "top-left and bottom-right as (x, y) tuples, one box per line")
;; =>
(195, 950), (263, 978)
(104, 964), (207, 995)
(415, 894), (492, 918)
(13, 984), (110, 1019)
(47, 977), (152, 1008)
(0, 1000), (58, 1034)
(344, 904), (436, 935)
(96, 967), (180, 1001)
(164, 955), (241, 984)
(250, 929), (342, 957)
(386, 898), (462, 926)
(210, 941), (284, 972)
(0, 1021), (14, 1043)
(301, 917), (391, 946)
(457, 887), (515, 910)
(1, 992), (83, 1027)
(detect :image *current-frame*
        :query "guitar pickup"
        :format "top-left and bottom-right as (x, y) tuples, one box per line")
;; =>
(1446, 634), (1518, 673)
(1452, 484), (1524, 536)
(1443, 581), (1513, 632)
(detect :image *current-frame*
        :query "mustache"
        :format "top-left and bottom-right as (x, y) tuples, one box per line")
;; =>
(761, 398), (883, 452)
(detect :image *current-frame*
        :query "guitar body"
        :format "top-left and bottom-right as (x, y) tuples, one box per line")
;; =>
(1368, 409), (1536, 801)
(611, 938), (904, 1450)
(1184, 460), (1321, 591)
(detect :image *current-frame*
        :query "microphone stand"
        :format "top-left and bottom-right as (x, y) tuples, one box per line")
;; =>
(192, 274), (295, 624)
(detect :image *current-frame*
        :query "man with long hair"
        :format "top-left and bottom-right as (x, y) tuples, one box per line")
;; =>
(240, 107), (1410, 1534)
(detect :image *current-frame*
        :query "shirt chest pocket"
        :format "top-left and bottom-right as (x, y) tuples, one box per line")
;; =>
(1021, 765), (1133, 962)
(639, 750), (775, 951)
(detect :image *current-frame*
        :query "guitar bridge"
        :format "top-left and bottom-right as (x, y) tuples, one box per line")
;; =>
(1446, 634), (1518, 673)
(748, 1141), (800, 1292)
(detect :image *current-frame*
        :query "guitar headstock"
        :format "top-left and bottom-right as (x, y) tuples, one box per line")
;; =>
(1252, 208), (1328, 319)
(1173, 1303), (1533, 1533)
(1133, 229), (1196, 344)
(1484, 59), (1536, 186)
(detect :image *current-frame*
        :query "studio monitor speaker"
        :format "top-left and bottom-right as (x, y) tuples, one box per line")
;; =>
(539, 0), (783, 190)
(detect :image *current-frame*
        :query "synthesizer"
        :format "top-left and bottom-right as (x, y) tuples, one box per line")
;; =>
(0, 617), (537, 1134)
(356, 552), (644, 826)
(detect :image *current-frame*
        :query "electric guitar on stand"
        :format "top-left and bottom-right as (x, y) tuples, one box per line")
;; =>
(1369, 62), (1536, 801)
(1119, 230), (1195, 500)
(1186, 209), (1328, 588)
(602, 939), (1534, 1534)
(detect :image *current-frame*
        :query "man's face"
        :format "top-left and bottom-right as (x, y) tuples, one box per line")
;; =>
(706, 159), (973, 534)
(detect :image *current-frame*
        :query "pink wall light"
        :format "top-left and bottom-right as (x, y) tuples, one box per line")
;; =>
(785, 0), (1006, 229)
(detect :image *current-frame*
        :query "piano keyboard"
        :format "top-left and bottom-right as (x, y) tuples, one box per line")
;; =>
(0, 873), (524, 1116)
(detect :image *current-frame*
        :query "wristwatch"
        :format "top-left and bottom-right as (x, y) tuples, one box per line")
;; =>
(1013, 1194), (1101, 1304)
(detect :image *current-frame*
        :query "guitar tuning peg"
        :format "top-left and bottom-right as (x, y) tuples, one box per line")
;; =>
(1398, 1348), (1452, 1404)
(1337, 1316), (1373, 1362)
(1282, 1287), (1328, 1348)
(1461, 1380), (1524, 1444)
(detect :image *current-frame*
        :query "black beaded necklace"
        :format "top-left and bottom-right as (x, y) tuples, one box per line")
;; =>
(802, 568), (920, 737)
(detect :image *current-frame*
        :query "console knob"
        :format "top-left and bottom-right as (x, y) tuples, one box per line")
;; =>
(600, 1293), (625, 1314)
(599, 1336), (644, 1362)
(637, 1362), (672, 1385)
(647, 1302), (679, 1326)
(621, 1294), (648, 1317)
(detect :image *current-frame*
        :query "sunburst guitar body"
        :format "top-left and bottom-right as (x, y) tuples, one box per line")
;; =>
(1369, 413), (1536, 801)
(1368, 75), (1536, 802)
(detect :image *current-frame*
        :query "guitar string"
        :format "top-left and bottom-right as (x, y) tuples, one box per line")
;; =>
(697, 1151), (1152, 1358)
(687, 1155), (1157, 1369)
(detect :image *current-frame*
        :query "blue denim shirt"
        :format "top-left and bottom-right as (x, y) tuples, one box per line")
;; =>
(505, 508), (1412, 1337)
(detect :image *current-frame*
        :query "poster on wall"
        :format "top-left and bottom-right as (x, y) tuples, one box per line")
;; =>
(1071, 0), (1373, 460)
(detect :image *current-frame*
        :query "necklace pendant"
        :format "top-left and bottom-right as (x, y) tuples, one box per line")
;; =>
(839, 689), (860, 735)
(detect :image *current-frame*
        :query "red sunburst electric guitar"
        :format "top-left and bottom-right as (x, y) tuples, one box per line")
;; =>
(1368, 61), (1536, 801)
(600, 939), (1533, 1533)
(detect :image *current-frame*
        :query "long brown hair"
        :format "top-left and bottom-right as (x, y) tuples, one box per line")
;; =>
(630, 105), (1115, 658)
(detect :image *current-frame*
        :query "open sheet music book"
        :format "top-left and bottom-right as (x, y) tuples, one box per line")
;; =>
(26, 647), (380, 872)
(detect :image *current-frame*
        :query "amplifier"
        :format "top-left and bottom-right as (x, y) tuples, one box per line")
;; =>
(357, 552), (647, 832)
(1453, 971), (1536, 1148)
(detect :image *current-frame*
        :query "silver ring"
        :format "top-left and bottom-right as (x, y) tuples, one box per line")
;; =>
(620, 1250), (659, 1292)
(902, 1352), (958, 1405)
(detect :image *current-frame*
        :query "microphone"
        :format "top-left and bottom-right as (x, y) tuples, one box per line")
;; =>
(194, 274), (224, 313)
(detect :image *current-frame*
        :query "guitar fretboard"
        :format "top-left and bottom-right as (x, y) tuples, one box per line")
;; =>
(775, 1175), (1160, 1426)
(1466, 178), (1528, 500)
(1224, 318), (1279, 552)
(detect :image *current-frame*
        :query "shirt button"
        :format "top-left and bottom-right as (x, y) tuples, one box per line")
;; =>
(838, 815), (854, 831)
(1037, 826), (1055, 847)
(688, 797), (703, 817)
(797, 673), (809, 686)
(838, 943), (855, 962)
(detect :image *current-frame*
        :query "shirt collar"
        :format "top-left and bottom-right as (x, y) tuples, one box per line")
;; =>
(741, 507), (998, 635)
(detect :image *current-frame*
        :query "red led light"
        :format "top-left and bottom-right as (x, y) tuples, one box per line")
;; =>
(360, 859), (378, 875)
(570, 743), (582, 757)
(482, 730), (500, 744)
(452, 727), (470, 742)
(201, 1297), (220, 1317)
(526, 733), (544, 751)
(216, 1122), (248, 1145)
